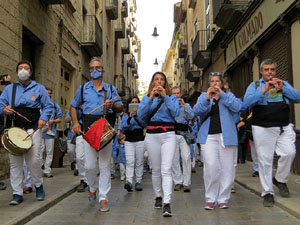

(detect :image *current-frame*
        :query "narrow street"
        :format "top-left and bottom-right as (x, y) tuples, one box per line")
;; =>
(24, 166), (299, 225)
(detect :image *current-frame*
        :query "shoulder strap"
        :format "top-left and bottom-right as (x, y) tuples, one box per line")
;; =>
(11, 83), (17, 110)
(134, 117), (143, 128)
(255, 81), (260, 89)
(148, 100), (164, 122)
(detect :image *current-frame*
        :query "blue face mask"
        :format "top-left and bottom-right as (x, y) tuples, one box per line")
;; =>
(91, 69), (102, 80)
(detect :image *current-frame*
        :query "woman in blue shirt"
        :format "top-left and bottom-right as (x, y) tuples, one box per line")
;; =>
(193, 72), (241, 210)
(121, 96), (145, 192)
(138, 72), (179, 217)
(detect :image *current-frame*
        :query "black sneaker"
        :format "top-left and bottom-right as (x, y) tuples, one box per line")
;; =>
(252, 171), (259, 177)
(9, 194), (23, 205)
(135, 182), (143, 191)
(162, 204), (172, 217)
(77, 180), (88, 192)
(70, 161), (76, 171)
(124, 182), (133, 192)
(263, 194), (274, 207)
(154, 197), (162, 209)
(273, 177), (289, 197)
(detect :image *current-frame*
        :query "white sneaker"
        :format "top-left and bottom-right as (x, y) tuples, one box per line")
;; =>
(120, 176), (125, 181)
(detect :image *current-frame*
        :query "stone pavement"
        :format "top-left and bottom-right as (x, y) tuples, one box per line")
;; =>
(0, 161), (300, 225)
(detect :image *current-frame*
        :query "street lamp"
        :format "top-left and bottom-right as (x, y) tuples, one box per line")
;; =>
(152, 26), (159, 37)
(154, 58), (159, 65)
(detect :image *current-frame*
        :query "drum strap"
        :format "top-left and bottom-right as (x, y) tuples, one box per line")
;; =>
(10, 83), (17, 126)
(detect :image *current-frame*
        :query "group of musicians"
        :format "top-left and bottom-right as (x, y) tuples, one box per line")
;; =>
(0, 57), (299, 217)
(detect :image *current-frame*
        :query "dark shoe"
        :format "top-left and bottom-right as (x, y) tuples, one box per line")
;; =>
(23, 186), (33, 194)
(183, 185), (191, 192)
(43, 173), (53, 178)
(174, 184), (183, 191)
(154, 197), (162, 209)
(36, 185), (45, 201)
(41, 164), (45, 170)
(192, 167), (196, 173)
(124, 182), (133, 192)
(77, 180), (88, 192)
(73, 169), (79, 176)
(9, 194), (23, 205)
(263, 194), (274, 207)
(110, 174), (115, 179)
(162, 204), (172, 217)
(70, 161), (76, 170)
(273, 177), (289, 197)
(135, 182), (143, 191)
(252, 171), (259, 177)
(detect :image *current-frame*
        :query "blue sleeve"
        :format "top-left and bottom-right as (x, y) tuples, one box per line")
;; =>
(218, 92), (241, 113)
(184, 103), (195, 121)
(111, 85), (123, 105)
(282, 81), (300, 103)
(39, 86), (53, 122)
(137, 95), (152, 122)
(0, 85), (11, 116)
(55, 104), (62, 119)
(164, 95), (180, 118)
(193, 93), (211, 116)
(71, 86), (83, 108)
(121, 113), (130, 130)
(244, 82), (265, 108)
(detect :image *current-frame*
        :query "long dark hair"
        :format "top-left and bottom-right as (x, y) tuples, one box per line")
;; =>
(126, 95), (140, 113)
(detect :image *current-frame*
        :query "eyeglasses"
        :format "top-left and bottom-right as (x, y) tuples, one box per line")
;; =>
(89, 66), (103, 72)
(209, 72), (222, 76)
(18, 66), (30, 71)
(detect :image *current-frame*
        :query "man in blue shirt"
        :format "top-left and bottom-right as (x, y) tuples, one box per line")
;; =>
(171, 86), (195, 192)
(70, 57), (123, 212)
(41, 88), (62, 178)
(0, 60), (52, 205)
(244, 58), (300, 207)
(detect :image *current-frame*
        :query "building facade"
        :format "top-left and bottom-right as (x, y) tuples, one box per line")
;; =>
(0, 0), (140, 178)
(166, 0), (300, 174)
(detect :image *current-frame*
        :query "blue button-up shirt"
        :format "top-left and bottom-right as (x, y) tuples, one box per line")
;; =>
(174, 103), (195, 125)
(43, 102), (62, 139)
(137, 95), (180, 124)
(0, 81), (52, 122)
(71, 81), (123, 114)
(121, 113), (145, 131)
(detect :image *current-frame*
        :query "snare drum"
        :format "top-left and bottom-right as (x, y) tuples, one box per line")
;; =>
(1, 127), (33, 156)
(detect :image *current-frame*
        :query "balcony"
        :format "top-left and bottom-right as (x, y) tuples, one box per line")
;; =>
(121, 0), (128, 17)
(115, 75), (125, 97)
(114, 17), (125, 39)
(121, 39), (130, 55)
(40, 0), (66, 4)
(178, 38), (187, 58)
(180, 0), (187, 22)
(184, 55), (201, 82)
(173, 3), (181, 25)
(106, 0), (118, 20)
(189, 0), (197, 9)
(81, 15), (103, 56)
(213, 0), (251, 30)
(192, 30), (211, 69)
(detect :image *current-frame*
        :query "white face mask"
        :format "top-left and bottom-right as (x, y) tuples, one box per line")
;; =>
(18, 69), (30, 81)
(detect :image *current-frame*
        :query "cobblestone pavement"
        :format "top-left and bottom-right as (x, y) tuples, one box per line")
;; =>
(24, 166), (300, 225)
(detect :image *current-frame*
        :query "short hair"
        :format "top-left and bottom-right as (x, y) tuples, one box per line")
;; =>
(208, 72), (224, 85)
(89, 57), (102, 65)
(171, 86), (181, 93)
(16, 60), (33, 72)
(260, 59), (277, 70)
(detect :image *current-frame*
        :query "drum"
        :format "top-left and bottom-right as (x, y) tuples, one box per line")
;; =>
(1, 127), (33, 156)
(84, 118), (116, 151)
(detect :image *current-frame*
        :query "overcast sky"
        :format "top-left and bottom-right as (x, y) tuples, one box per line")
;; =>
(135, 0), (179, 83)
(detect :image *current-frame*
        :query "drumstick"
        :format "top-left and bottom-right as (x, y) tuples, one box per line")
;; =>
(87, 96), (118, 115)
(23, 128), (39, 141)
(1, 103), (32, 123)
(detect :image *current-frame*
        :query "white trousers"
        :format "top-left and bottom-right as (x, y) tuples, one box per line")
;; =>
(75, 136), (86, 182)
(84, 139), (112, 202)
(249, 139), (259, 172)
(41, 138), (55, 174)
(23, 160), (32, 188)
(201, 134), (236, 204)
(124, 141), (145, 183)
(144, 132), (176, 204)
(67, 140), (76, 164)
(9, 129), (43, 196)
(252, 124), (296, 196)
(119, 163), (125, 177)
(172, 135), (191, 186)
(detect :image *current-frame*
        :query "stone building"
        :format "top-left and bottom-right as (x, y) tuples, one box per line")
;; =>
(0, 0), (140, 178)
(166, 0), (300, 174)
